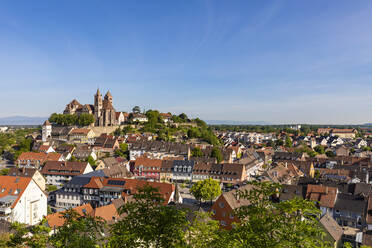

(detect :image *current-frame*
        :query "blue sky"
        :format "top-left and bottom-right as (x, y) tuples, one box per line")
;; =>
(1, 0), (372, 124)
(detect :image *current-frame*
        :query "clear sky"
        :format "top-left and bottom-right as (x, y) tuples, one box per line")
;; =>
(1, 0), (372, 124)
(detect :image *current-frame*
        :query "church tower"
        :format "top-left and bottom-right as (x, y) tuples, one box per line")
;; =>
(104, 91), (113, 105)
(94, 88), (103, 126)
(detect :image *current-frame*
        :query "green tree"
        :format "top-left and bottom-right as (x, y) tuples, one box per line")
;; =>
(314, 145), (325, 154)
(191, 147), (204, 157)
(49, 209), (105, 248)
(325, 150), (335, 158)
(7, 219), (51, 248)
(0, 169), (9, 175)
(227, 181), (331, 248)
(132, 106), (141, 114)
(185, 211), (224, 248)
(77, 113), (95, 126)
(110, 185), (188, 248)
(191, 178), (222, 207)
(285, 136), (292, 148)
(211, 147), (223, 163)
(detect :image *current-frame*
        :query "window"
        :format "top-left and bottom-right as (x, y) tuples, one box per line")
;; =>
(219, 202), (225, 208)
(220, 220), (227, 226)
(230, 213), (234, 219)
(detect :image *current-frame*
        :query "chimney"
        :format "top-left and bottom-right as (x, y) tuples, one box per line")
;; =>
(285, 162), (288, 168)
(22, 167), (25, 174)
(325, 187), (328, 194)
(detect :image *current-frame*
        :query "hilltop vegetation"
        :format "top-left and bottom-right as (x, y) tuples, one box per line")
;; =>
(49, 113), (95, 126)
(116, 110), (221, 146)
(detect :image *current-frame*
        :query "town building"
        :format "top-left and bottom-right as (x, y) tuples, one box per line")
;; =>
(8, 167), (46, 191)
(0, 176), (47, 225)
(41, 161), (94, 187)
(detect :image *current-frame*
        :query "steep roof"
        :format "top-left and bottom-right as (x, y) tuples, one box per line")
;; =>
(46, 204), (94, 228)
(43, 120), (51, 126)
(8, 167), (37, 178)
(94, 203), (119, 224)
(306, 184), (338, 208)
(219, 184), (254, 210)
(320, 213), (343, 242)
(0, 176), (32, 208)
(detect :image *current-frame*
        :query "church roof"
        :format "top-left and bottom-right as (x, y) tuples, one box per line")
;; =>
(105, 91), (112, 98)
(68, 99), (82, 108)
(43, 120), (51, 126)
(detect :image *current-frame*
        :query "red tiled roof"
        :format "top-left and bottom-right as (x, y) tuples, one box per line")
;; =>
(0, 176), (32, 208)
(46, 204), (94, 228)
(306, 184), (337, 208)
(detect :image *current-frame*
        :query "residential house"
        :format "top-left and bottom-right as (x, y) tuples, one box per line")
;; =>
(319, 213), (343, 248)
(333, 193), (366, 228)
(17, 152), (64, 168)
(355, 138), (368, 149)
(115, 112), (125, 125)
(132, 157), (162, 181)
(73, 144), (97, 160)
(129, 140), (190, 160)
(160, 113), (172, 123)
(41, 161), (93, 187)
(211, 184), (253, 229)
(8, 167), (46, 191)
(335, 146), (350, 157)
(172, 160), (195, 182)
(82, 177), (180, 207)
(93, 134), (120, 156)
(55, 144), (75, 161)
(192, 162), (212, 182)
(0, 176), (47, 225)
(306, 185), (338, 216)
(68, 128), (95, 144)
(37, 145), (55, 154)
(160, 160), (174, 182)
(51, 126), (74, 141)
(279, 184), (305, 202)
(132, 113), (148, 123)
(263, 162), (303, 185)
(54, 175), (92, 209)
(46, 204), (94, 232)
(331, 129), (358, 139)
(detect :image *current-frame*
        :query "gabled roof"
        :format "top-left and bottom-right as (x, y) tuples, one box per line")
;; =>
(8, 167), (37, 178)
(320, 213), (343, 242)
(306, 185), (338, 208)
(0, 176), (32, 208)
(218, 184), (254, 210)
(46, 204), (94, 228)
(94, 203), (119, 224)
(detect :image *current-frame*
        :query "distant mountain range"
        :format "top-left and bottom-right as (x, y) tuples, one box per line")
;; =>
(0, 116), (47, 125)
(206, 120), (271, 125)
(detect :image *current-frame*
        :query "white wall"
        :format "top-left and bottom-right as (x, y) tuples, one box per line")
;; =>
(12, 180), (47, 225)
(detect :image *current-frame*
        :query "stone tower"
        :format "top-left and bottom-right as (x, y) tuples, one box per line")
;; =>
(104, 91), (113, 105)
(42, 120), (52, 142)
(94, 89), (103, 126)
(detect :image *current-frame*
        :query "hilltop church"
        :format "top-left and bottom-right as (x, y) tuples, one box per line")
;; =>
(63, 89), (117, 126)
